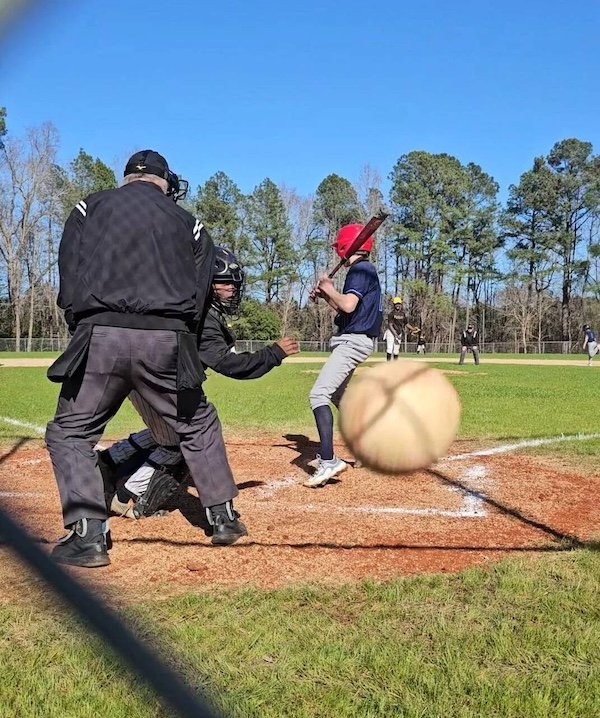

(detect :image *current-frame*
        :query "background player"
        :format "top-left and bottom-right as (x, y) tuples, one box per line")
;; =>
(583, 324), (599, 365)
(382, 297), (405, 360)
(306, 223), (383, 488)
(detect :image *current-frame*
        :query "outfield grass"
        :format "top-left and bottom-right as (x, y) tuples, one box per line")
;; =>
(1, 361), (599, 717)
(2, 362), (600, 458)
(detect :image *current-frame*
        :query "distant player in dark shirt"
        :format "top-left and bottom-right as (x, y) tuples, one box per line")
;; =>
(306, 224), (383, 488)
(383, 298), (406, 360)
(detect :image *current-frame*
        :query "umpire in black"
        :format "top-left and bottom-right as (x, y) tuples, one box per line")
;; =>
(45, 150), (243, 567)
(458, 323), (480, 365)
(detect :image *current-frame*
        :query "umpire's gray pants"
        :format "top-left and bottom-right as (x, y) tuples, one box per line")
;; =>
(309, 333), (375, 410)
(459, 346), (480, 365)
(45, 326), (238, 527)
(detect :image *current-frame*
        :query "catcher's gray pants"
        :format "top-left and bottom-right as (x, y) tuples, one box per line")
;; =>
(309, 333), (375, 410)
(46, 326), (237, 527)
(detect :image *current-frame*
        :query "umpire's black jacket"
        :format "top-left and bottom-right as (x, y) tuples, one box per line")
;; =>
(198, 306), (286, 379)
(49, 181), (215, 385)
(58, 181), (214, 332)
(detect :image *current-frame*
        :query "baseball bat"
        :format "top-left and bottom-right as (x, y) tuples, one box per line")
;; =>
(327, 209), (389, 278)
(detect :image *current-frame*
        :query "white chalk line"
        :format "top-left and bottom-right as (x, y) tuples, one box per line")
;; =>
(303, 492), (486, 519)
(442, 433), (600, 462)
(0, 416), (46, 435)
(258, 464), (491, 518)
(0, 491), (46, 498)
(0, 415), (106, 449)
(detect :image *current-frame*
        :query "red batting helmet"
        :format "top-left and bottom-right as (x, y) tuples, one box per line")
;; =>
(332, 223), (373, 259)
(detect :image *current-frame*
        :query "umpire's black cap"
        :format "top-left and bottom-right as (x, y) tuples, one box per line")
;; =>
(124, 150), (170, 180)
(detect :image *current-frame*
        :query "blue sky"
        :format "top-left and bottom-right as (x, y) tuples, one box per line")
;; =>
(2, 0), (599, 202)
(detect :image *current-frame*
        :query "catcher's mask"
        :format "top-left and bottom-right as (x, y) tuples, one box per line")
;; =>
(212, 246), (245, 316)
(166, 170), (189, 203)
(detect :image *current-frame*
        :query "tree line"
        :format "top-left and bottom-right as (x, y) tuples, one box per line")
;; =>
(1, 107), (599, 351)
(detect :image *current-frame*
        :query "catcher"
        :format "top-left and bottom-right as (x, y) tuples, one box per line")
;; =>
(101, 246), (299, 525)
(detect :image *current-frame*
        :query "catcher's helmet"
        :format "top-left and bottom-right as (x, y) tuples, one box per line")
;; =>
(332, 223), (373, 259)
(212, 246), (245, 315)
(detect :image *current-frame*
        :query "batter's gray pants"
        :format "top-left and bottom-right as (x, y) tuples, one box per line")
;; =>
(309, 333), (375, 410)
(45, 326), (237, 527)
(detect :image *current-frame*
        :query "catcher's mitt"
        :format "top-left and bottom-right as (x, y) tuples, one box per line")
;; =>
(133, 468), (184, 518)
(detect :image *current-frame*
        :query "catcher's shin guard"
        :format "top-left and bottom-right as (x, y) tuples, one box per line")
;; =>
(132, 468), (183, 518)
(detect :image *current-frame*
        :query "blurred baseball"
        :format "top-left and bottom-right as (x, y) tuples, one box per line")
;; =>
(339, 361), (461, 473)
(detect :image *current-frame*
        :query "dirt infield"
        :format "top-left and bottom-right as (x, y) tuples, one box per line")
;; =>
(0, 436), (598, 604)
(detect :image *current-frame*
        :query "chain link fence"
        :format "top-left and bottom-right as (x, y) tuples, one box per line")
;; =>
(0, 337), (580, 354)
(230, 339), (580, 355)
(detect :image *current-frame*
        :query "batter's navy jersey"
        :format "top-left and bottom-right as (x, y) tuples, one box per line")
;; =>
(334, 260), (383, 338)
(585, 328), (597, 343)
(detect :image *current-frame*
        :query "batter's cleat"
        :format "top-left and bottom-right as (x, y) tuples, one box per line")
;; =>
(304, 455), (348, 488)
(110, 495), (137, 519)
(51, 518), (111, 568)
(206, 501), (248, 546)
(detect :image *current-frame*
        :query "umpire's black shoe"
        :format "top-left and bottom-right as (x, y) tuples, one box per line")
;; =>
(207, 502), (248, 546)
(51, 518), (111, 568)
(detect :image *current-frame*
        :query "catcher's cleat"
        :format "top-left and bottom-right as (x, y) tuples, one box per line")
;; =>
(304, 455), (347, 488)
(51, 518), (111, 568)
(206, 501), (248, 546)
(110, 495), (137, 519)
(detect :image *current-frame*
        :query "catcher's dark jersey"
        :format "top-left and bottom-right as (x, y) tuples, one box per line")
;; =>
(198, 306), (286, 379)
(58, 181), (214, 331)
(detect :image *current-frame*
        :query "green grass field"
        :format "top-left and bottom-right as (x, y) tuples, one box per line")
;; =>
(1, 361), (599, 717)
(2, 361), (600, 457)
